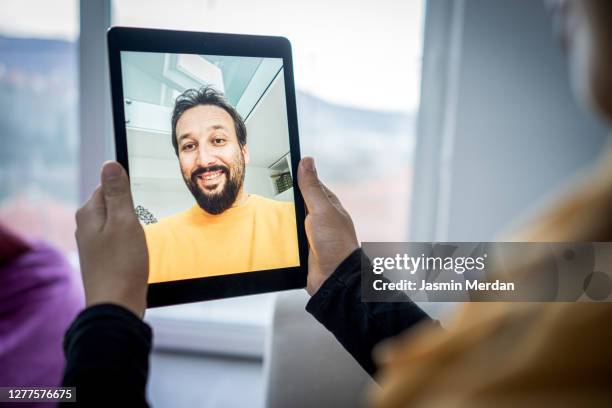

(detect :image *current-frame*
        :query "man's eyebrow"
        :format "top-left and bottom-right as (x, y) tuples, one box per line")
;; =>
(177, 124), (229, 143)
(177, 133), (191, 143)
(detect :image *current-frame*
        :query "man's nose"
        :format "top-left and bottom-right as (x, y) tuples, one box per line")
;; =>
(195, 143), (217, 168)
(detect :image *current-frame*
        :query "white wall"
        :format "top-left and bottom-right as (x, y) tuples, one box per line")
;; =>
(244, 165), (275, 197)
(414, 0), (609, 242)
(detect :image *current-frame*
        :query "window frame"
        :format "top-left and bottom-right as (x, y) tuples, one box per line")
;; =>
(408, 0), (465, 242)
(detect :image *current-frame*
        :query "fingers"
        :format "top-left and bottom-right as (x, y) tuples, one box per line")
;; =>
(298, 157), (331, 214)
(76, 185), (105, 234)
(320, 183), (347, 214)
(100, 161), (136, 226)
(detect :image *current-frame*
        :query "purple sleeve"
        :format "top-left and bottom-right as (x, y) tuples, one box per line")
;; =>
(0, 241), (84, 393)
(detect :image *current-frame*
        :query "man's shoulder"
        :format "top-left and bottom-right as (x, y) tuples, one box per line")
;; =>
(251, 194), (295, 212)
(250, 195), (297, 239)
(143, 209), (191, 235)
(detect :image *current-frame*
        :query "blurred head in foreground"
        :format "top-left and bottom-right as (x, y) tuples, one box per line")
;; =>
(371, 2), (612, 407)
(549, 0), (612, 121)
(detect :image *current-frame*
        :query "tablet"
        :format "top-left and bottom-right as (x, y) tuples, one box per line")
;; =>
(107, 27), (308, 307)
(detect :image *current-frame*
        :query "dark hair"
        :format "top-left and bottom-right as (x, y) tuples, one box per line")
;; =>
(171, 86), (247, 155)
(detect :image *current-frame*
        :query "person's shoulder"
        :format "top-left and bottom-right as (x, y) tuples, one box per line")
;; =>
(250, 195), (296, 228)
(251, 194), (295, 212)
(144, 209), (191, 235)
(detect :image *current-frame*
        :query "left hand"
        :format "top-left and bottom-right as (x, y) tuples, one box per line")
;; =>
(75, 161), (149, 318)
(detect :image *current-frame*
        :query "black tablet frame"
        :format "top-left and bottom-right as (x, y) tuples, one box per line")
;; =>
(107, 27), (308, 307)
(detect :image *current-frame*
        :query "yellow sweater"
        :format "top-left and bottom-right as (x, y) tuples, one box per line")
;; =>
(144, 194), (299, 283)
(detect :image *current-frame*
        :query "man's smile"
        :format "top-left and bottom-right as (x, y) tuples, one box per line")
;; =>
(197, 169), (224, 182)
(195, 168), (226, 190)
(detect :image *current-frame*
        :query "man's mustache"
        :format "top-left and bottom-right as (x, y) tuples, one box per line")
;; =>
(190, 165), (230, 183)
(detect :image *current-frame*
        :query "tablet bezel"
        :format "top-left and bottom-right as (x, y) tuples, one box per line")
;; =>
(107, 26), (308, 307)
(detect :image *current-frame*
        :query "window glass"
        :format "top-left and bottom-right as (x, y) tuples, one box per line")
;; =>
(0, 0), (79, 255)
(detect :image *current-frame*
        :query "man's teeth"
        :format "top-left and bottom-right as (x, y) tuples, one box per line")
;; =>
(199, 170), (223, 181)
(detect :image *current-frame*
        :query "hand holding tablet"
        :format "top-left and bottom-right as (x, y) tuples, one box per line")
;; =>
(75, 162), (149, 317)
(296, 158), (360, 295)
(74, 157), (360, 316)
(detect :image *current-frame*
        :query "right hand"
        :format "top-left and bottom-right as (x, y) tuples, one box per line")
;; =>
(297, 157), (359, 295)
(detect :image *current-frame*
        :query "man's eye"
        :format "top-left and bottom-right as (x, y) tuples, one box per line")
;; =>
(183, 143), (196, 151)
(213, 138), (225, 145)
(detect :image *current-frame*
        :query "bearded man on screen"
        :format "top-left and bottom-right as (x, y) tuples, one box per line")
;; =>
(144, 87), (299, 283)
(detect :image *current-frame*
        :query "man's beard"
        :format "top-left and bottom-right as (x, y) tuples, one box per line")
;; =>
(183, 156), (245, 215)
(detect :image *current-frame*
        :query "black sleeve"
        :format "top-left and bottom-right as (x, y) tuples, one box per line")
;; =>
(61, 303), (152, 407)
(306, 248), (436, 376)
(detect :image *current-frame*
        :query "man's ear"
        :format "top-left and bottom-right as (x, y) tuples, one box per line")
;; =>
(242, 145), (250, 165)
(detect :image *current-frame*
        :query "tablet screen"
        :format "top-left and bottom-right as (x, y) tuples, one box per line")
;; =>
(119, 51), (300, 283)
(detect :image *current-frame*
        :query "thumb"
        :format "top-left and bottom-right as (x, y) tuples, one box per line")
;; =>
(298, 157), (330, 214)
(101, 161), (134, 224)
